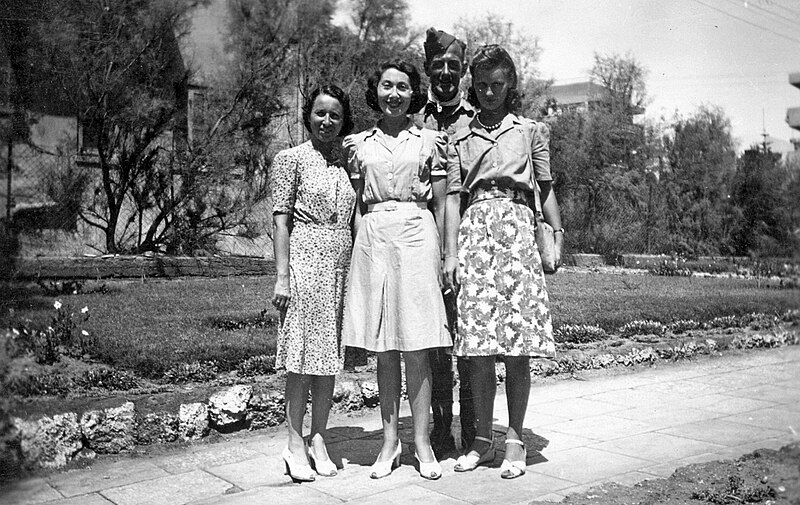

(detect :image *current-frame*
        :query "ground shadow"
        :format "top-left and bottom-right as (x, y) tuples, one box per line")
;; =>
(326, 415), (551, 470)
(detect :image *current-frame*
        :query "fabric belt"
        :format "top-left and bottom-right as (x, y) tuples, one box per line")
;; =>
(468, 184), (530, 206)
(366, 201), (428, 213)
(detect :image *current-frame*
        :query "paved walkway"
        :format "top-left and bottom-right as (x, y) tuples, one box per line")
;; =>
(4, 346), (800, 505)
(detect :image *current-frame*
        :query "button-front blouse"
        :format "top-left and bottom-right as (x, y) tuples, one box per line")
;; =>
(344, 122), (459, 205)
(451, 114), (552, 194)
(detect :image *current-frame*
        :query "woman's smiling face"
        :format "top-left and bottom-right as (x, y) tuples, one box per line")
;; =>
(308, 93), (344, 144)
(377, 67), (413, 118)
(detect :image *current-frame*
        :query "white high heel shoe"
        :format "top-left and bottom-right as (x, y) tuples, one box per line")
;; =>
(308, 439), (338, 477)
(282, 447), (315, 482)
(369, 441), (402, 479)
(414, 447), (442, 480)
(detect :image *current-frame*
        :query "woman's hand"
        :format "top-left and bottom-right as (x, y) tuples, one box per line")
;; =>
(272, 276), (290, 311)
(553, 231), (564, 271)
(442, 256), (459, 294)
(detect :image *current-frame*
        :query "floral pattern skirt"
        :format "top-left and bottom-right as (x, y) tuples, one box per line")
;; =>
(276, 223), (351, 375)
(454, 190), (555, 358)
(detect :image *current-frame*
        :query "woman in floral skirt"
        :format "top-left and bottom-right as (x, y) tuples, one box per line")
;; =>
(442, 45), (564, 479)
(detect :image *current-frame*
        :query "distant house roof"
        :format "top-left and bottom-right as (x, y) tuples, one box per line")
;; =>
(547, 81), (606, 107)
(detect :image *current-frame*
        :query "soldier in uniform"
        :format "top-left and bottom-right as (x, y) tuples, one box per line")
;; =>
(420, 27), (476, 458)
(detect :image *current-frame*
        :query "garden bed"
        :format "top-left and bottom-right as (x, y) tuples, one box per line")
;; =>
(1, 269), (798, 479)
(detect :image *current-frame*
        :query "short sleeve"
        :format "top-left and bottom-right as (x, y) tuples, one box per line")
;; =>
(530, 121), (552, 182)
(432, 132), (462, 195)
(271, 150), (297, 215)
(343, 135), (361, 180)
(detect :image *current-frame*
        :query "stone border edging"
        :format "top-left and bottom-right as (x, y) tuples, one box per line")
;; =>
(3, 327), (797, 472)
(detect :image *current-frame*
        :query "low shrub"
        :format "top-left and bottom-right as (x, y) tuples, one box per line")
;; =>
(237, 355), (276, 377)
(618, 320), (666, 337)
(4, 372), (73, 397)
(35, 279), (85, 296)
(207, 310), (278, 331)
(705, 315), (740, 329)
(554, 324), (609, 344)
(162, 360), (219, 384)
(77, 367), (140, 391)
(669, 319), (701, 334)
(649, 258), (692, 277)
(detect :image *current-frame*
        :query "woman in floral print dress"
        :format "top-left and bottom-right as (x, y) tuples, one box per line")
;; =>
(442, 45), (564, 479)
(271, 85), (356, 482)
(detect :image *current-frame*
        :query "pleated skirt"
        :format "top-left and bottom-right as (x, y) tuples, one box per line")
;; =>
(342, 204), (452, 352)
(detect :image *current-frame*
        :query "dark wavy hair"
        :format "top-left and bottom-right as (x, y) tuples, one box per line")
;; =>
(467, 45), (521, 113)
(365, 60), (427, 114)
(302, 85), (354, 137)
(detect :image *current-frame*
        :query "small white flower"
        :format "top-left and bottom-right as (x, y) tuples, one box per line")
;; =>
(54, 300), (62, 310)
(81, 306), (89, 314)
(81, 330), (89, 336)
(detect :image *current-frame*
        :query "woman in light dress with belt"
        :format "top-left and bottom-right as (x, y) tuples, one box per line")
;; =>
(271, 85), (356, 482)
(342, 60), (458, 480)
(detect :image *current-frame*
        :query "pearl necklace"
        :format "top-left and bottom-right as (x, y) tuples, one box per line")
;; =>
(477, 114), (504, 131)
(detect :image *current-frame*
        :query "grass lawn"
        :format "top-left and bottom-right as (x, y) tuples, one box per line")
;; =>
(1, 272), (798, 379)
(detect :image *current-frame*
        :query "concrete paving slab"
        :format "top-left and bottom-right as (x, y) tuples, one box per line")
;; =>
(206, 454), (286, 490)
(728, 384), (800, 405)
(515, 411), (571, 428)
(609, 402), (724, 429)
(543, 414), (654, 440)
(580, 389), (688, 409)
(416, 465), (575, 504)
(686, 371), (780, 390)
(47, 459), (169, 497)
(528, 446), (648, 483)
(721, 407), (800, 433)
(187, 485), (343, 505)
(527, 429), (600, 453)
(35, 493), (114, 505)
(531, 397), (628, 421)
(525, 491), (566, 504)
(150, 443), (262, 474)
(640, 451), (733, 478)
(346, 483), (469, 505)
(693, 394), (776, 415)
(588, 432), (725, 463)
(659, 418), (787, 447)
(0, 477), (62, 505)
(100, 469), (233, 505)
(715, 438), (794, 459)
(630, 378), (734, 398)
(307, 463), (424, 502)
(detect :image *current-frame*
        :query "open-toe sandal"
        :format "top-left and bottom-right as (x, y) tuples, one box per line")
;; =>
(500, 438), (526, 479)
(454, 436), (496, 472)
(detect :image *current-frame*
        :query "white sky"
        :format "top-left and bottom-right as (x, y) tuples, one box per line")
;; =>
(403, 0), (800, 151)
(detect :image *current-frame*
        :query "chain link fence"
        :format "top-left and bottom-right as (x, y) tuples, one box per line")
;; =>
(1, 136), (276, 259)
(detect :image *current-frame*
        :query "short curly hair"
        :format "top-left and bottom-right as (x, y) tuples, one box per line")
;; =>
(365, 60), (427, 115)
(302, 85), (354, 137)
(467, 45), (521, 113)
